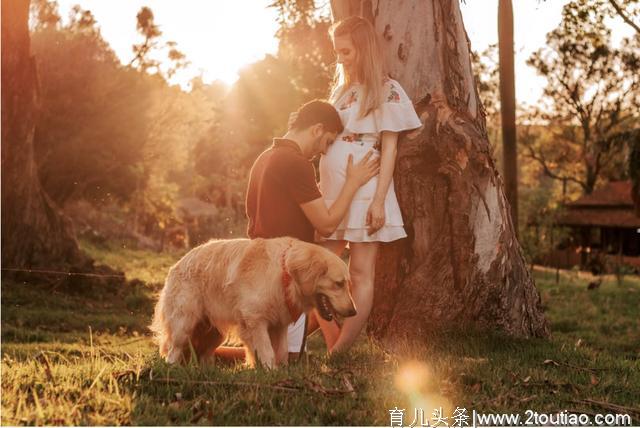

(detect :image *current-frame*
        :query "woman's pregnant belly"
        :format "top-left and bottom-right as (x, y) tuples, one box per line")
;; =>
(319, 140), (379, 201)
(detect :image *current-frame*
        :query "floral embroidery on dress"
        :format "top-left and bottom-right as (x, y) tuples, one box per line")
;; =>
(342, 133), (364, 143)
(340, 90), (358, 110)
(387, 83), (400, 103)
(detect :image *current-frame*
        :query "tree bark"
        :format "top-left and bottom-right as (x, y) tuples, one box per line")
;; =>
(498, 0), (518, 232)
(1, 0), (91, 280)
(331, 0), (549, 342)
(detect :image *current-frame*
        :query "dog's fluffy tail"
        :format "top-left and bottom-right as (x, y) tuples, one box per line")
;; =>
(150, 278), (172, 358)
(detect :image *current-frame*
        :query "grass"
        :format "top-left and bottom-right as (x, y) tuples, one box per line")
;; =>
(1, 241), (639, 425)
(78, 239), (180, 285)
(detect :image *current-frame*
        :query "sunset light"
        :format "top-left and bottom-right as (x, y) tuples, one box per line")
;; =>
(56, 0), (281, 86)
(395, 360), (453, 424)
(4, 0), (639, 424)
(54, 0), (634, 102)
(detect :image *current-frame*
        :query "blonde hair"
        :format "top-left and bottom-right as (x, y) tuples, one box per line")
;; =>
(329, 16), (387, 118)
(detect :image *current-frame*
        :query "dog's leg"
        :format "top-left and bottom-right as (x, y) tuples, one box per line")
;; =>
(271, 326), (289, 366)
(254, 325), (277, 369)
(190, 319), (224, 364)
(238, 321), (276, 369)
(165, 309), (202, 364)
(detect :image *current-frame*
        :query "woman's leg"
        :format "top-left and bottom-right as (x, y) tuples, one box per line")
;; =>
(330, 241), (379, 354)
(309, 239), (348, 350)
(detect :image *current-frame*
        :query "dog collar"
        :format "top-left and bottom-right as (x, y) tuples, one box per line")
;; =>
(281, 240), (302, 322)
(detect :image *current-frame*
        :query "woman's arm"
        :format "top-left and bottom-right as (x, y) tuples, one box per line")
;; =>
(367, 130), (399, 234)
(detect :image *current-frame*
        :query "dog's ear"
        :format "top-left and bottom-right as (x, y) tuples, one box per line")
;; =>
(286, 243), (328, 294)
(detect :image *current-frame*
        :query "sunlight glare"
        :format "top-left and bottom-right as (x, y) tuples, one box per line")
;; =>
(55, 0), (280, 87)
(395, 360), (453, 418)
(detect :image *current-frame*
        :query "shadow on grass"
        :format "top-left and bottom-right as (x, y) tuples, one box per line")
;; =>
(128, 337), (399, 426)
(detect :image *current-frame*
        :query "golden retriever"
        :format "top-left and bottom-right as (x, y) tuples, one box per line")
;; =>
(150, 237), (356, 368)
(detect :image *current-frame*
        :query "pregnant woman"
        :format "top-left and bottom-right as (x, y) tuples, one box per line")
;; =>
(317, 16), (422, 353)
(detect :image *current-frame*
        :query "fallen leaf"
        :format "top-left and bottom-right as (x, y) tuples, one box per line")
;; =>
(342, 374), (355, 393)
(461, 357), (489, 364)
(544, 359), (560, 366)
(190, 410), (205, 424)
(520, 394), (537, 403)
(111, 369), (136, 381)
(590, 374), (599, 385)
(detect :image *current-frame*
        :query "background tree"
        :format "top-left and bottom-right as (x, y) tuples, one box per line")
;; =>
(27, 1), (215, 249)
(526, 0), (640, 195)
(2, 0), (90, 277)
(603, 0), (640, 213)
(30, 6), (150, 205)
(472, 45), (500, 125)
(630, 130), (640, 215)
(130, 6), (189, 80)
(605, 0), (640, 33)
(30, 0), (61, 29)
(130, 7), (162, 74)
(329, 0), (549, 341)
(470, 44), (505, 173)
(192, 54), (303, 222)
(271, 0), (335, 99)
(498, 0), (518, 232)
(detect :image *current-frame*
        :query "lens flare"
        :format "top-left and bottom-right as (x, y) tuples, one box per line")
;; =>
(395, 360), (431, 394)
(394, 360), (453, 419)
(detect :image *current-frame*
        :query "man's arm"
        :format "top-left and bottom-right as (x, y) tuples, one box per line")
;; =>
(300, 152), (379, 237)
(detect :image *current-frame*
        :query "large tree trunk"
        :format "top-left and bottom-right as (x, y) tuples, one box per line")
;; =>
(498, 0), (518, 232)
(331, 0), (549, 341)
(1, 0), (91, 280)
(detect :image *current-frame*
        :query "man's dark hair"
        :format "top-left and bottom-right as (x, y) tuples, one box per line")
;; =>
(290, 99), (344, 134)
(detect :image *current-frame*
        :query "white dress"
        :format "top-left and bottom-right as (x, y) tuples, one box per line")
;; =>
(319, 78), (422, 242)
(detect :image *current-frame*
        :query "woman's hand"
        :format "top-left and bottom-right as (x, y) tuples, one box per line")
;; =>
(287, 111), (298, 129)
(366, 200), (385, 235)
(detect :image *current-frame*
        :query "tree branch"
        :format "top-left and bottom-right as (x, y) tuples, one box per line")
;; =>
(521, 139), (587, 191)
(557, 78), (587, 125)
(608, 0), (640, 34)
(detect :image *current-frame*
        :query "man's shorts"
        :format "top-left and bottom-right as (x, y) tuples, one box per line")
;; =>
(287, 313), (306, 353)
